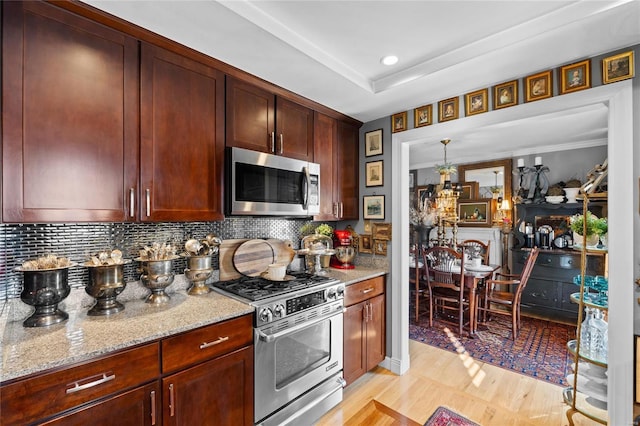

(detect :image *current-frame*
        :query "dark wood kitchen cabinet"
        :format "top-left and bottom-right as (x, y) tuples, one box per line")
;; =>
(2, 1), (139, 222)
(343, 276), (386, 385)
(313, 113), (360, 221)
(226, 77), (314, 162)
(161, 314), (254, 426)
(0, 343), (161, 425)
(140, 43), (225, 222)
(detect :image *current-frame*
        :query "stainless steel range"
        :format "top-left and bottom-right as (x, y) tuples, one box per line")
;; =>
(211, 271), (346, 426)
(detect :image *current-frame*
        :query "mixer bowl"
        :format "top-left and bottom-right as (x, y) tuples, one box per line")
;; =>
(334, 246), (355, 267)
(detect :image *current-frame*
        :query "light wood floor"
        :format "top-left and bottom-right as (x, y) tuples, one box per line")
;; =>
(317, 340), (602, 426)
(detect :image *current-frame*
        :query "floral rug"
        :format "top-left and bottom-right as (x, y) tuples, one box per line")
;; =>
(409, 314), (575, 386)
(424, 406), (480, 426)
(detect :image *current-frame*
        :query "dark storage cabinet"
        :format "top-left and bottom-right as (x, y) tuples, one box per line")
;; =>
(512, 249), (605, 321)
(512, 202), (606, 321)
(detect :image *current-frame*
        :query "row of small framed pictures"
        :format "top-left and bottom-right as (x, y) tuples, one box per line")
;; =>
(391, 50), (635, 132)
(359, 221), (392, 255)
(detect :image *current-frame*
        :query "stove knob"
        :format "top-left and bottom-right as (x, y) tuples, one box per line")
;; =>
(273, 304), (286, 318)
(336, 285), (345, 297)
(259, 307), (273, 324)
(327, 288), (337, 300)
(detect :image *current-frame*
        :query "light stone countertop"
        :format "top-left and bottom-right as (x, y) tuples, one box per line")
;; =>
(1, 265), (387, 384)
(322, 266), (388, 286)
(1, 278), (253, 383)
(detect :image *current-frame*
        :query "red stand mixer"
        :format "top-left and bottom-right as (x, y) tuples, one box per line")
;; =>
(330, 230), (356, 269)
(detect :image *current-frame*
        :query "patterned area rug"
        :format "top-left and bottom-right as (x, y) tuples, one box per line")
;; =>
(424, 406), (480, 426)
(410, 314), (575, 386)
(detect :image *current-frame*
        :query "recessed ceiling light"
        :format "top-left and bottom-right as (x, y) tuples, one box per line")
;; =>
(380, 55), (398, 66)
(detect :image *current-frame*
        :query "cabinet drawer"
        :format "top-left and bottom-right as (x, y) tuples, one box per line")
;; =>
(345, 276), (385, 306)
(1, 343), (159, 425)
(162, 314), (253, 373)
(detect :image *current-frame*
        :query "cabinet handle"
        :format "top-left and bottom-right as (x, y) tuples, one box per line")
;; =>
(199, 336), (229, 349)
(150, 390), (156, 425)
(368, 302), (374, 321)
(333, 203), (339, 217)
(66, 372), (115, 394)
(364, 303), (369, 322)
(270, 132), (275, 153)
(279, 134), (283, 154)
(340, 202), (344, 219)
(168, 383), (175, 417)
(145, 189), (151, 217)
(129, 188), (135, 217)
(362, 287), (374, 294)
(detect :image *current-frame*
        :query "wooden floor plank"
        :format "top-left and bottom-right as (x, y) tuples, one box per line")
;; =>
(316, 340), (602, 426)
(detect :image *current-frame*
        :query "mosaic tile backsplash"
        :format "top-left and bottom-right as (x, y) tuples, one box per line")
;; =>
(0, 218), (312, 300)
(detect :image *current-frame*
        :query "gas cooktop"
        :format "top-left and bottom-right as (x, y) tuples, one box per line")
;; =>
(211, 271), (336, 302)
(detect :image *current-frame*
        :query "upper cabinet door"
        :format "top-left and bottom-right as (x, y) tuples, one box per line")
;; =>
(226, 77), (275, 154)
(336, 121), (360, 220)
(140, 43), (225, 222)
(2, 1), (139, 222)
(313, 112), (338, 221)
(275, 97), (314, 162)
(226, 77), (313, 161)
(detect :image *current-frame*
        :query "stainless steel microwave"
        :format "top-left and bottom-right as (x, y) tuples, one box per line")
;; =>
(227, 147), (320, 216)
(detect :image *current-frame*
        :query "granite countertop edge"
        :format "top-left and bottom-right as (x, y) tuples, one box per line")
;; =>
(1, 266), (387, 383)
(1, 290), (253, 383)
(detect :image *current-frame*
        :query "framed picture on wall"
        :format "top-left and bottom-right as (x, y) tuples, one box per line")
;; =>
(524, 70), (553, 102)
(560, 59), (591, 95)
(458, 199), (492, 227)
(409, 170), (417, 190)
(391, 111), (407, 133)
(372, 222), (392, 241)
(458, 181), (479, 200)
(359, 234), (373, 254)
(365, 129), (383, 157)
(464, 88), (488, 116)
(363, 195), (385, 219)
(493, 80), (518, 109)
(414, 104), (432, 128)
(438, 97), (459, 122)
(365, 160), (383, 187)
(602, 50), (635, 84)
(374, 239), (388, 256)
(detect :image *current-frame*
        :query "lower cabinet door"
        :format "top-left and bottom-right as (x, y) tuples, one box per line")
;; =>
(343, 301), (367, 385)
(366, 294), (386, 370)
(41, 382), (160, 426)
(162, 346), (253, 426)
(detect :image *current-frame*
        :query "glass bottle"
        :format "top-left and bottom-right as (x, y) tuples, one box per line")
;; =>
(579, 306), (594, 358)
(590, 309), (608, 363)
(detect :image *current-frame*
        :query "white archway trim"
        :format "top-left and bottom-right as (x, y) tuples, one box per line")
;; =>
(390, 81), (633, 425)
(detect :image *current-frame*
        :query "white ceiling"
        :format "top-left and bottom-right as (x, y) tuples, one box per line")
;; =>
(84, 0), (639, 166)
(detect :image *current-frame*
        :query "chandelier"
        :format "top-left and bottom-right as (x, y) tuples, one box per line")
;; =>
(434, 139), (459, 245)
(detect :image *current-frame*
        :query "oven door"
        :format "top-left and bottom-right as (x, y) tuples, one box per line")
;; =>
(254, 303), (343, 424)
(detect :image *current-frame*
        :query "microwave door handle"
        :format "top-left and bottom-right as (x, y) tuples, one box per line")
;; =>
(301, 166), (310, 210)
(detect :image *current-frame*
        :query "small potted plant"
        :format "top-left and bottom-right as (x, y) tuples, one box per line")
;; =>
(570, 211), (605, 247)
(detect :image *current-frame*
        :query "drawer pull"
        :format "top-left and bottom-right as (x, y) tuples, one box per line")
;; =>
(199, 336), (229, 349)
(150, 390), (156, 425)
(66, 372), (115, 394)
(169, 383), (175, 417)
(362, 287), (374, 294)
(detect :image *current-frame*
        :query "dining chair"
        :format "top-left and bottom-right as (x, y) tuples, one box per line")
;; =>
(477, 247), (540, 340)
(422, 246), (470, 336)
(409, 244), (429, 322)
(460, 239), (490, 264)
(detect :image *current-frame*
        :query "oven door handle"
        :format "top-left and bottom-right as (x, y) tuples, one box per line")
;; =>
(257, 308), (342, 343)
